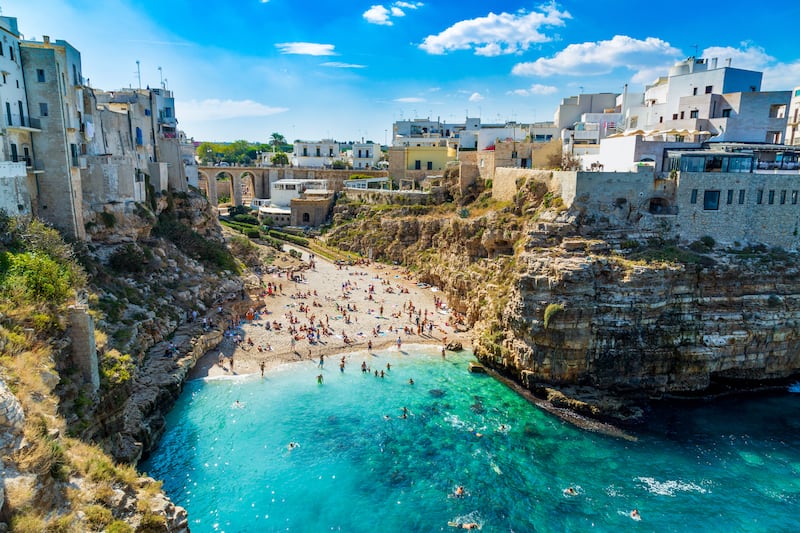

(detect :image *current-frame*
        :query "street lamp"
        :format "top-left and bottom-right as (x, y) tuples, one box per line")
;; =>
(206, 148), (212, 165)
(256, 150), (262, 167)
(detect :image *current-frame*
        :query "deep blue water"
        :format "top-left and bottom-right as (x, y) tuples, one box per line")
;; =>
(141, 346), (800, 532)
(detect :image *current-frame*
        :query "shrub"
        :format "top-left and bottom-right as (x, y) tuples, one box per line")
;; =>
(153, 215), (238, 272)
(10, 514), (47, 533)
(100, 349), (134, 387)
(234, 213), (260, 225)
(136, 513), (167, 533)
(2, 251), (75, 304)
(106, 521), (134, 533)
(99, 212), (116, 228)
(84, 505), (114, 530)
(543, 303), (564, 329)
(699, 235), (715, 248)
(621, 239), (640, 250)
(246, 229), (261, 239)
(108, 244), (147, 273)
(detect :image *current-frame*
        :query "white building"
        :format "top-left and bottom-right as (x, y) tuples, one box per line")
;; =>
(0, 15), (35, 216)
(786, 87), (800, 146)
(292, 140), (341, 168)
(351, 142), (381, 169)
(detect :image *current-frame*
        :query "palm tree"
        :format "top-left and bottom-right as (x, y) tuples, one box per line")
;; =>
(270, 132), (286, 151)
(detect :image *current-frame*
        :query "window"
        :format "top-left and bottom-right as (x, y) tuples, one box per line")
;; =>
(781, 190), (787, 204)
(793, 191), (798, 205)
(690, 189), (698, 204)
(680, 111), (685, 119)
(757, 189), (764, 204)
(659, 116), (663, 123)
(693, 87), (698, 96)
(427, 161), (433, 170)
(703, 190), (721, 210)
(9, 45), (14, 62)
(315, 147), (320, 157)
(144, 108), (151, 116)
(769, 104), (786, 118)
(672, 113), (678, 120)
(722, 109), (731, 118)
(36, 69), (45, 82)
(739, 190), (746, 204)
(39, 102), (48, 116)
(1, 73), (5, 84)
(414, 160), (421, 170)
(727, 190), (734, 204)
(705, 85), (713, 94)
(768, 190), (775, 204)
(690, 110), (699, 119)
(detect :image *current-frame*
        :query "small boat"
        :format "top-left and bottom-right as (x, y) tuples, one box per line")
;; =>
(468, 362), (486, 374)
(789, 382), (800, 393)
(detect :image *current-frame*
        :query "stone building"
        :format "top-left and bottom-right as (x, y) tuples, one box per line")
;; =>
(786, 87), (800, 147)
(20, 35), (87, 240)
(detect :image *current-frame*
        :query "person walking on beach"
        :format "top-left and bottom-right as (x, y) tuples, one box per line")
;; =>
(260, 361), (265, 377)
(397, 336), (402, 350)
(319, 354), (325, 368)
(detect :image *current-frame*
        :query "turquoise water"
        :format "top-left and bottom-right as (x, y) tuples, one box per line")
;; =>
(141, 346), (800, 532)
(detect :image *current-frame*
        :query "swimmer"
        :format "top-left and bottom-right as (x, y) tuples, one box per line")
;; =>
(454, 485), (465, 498)
(448, 522), (480, 530)
(233, 400), (243, 408)
(386, 362), (391, 371)
(317, 374), (324, 384)
(288, 441), (299, 450)
(408, 378), (414, 385)
(630, 509), (641, 521)
(563, 487), (577, 497)
(401, 406), (409, 419)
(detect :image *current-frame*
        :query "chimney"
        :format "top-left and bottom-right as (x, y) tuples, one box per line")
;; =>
(726, 58), (732, 67)
(43, 35), (50, 45)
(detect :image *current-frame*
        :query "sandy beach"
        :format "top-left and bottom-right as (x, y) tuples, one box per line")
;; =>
(191, 246), (472, 379)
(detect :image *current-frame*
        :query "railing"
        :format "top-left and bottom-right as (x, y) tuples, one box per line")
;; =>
(5, 114), (41, 129)
(10, 155), (33, 167)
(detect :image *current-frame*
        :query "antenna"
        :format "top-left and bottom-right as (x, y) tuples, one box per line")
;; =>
(692, 44), (698, 58)
(579, 86), (584, 94)
(158, 66), (163, 88)
(136, 60), (142, 89)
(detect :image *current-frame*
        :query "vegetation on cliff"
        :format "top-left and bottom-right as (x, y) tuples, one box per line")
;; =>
(0, 213), (179, 531)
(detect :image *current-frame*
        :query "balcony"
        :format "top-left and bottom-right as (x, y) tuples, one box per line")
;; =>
(10, 155), (32, 167)
(5, 114), (41, 131)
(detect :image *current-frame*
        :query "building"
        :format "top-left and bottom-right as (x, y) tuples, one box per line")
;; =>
(0, 15), (36, 216)
(20, 35), (87, 240)
(351, 142), (381, 169)
(292, 140), (342, 168)
(786, 86), (800, 146)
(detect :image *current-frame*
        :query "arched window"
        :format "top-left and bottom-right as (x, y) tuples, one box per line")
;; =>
(302, 213), (310, 223)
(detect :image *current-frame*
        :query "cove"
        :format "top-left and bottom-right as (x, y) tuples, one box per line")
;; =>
(141, 346), (800, 532)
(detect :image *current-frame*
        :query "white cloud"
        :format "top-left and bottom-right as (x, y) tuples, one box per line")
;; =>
(260, 0), (269, 3)
(419, 4), (570, 56)
(177, 99), (289, 121)
(512, 35), (680, 77)
(275, 42), (336, 56)
(468, 92), (484, 102)
(364, 2), (423, 26)
(700, 43), (799, 91)
(394, 97), (426, 103)
(509, 83), (558, 96)
(321, 62), (367, 69)
(363, 5), (393, 25)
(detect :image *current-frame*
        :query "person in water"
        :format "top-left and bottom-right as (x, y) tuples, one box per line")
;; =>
(454, 486), (464, 498)
(288, 441), (298, 450)
(630, 509), (641, 521)
(317, 374), (324, 384)
(563, 487), (577, 496)
(401, 406), (409, 419)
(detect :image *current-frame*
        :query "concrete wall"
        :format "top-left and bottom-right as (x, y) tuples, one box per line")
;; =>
(568, 169), (657, 212)
(0, 161), (30, 215)
(290, 196), (335, 226)
(675, 171), (800, 249)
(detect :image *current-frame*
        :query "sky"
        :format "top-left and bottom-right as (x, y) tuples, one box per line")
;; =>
(5, 0), (800, 144)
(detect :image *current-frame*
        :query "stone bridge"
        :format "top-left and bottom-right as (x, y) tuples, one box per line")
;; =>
(197, 166), (388, 208)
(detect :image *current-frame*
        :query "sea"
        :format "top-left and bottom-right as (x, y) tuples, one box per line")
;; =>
(140, 345), (800, 532)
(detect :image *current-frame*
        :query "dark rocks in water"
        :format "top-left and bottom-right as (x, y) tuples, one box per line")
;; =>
(470, 402), (485, 414)
(446, 341), (463, 351)
(429, 388), (446, 398)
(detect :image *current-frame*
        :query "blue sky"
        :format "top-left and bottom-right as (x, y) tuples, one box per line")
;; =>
(5, 0), (800, 143)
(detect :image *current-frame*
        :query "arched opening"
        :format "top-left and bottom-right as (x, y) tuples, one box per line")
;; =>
(215, 171), (235, 206)
(197, 171), (211, 199)
(302, 212), (311, 223)
(239, 171), (257, 207)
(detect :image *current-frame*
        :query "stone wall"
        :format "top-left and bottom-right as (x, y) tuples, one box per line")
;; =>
(675, 171), (800, 249)
(492, 169), (562, 202)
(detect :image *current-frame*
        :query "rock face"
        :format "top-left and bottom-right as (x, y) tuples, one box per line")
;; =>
(482, 250), (800, 397)
(0, 378), (25, 455)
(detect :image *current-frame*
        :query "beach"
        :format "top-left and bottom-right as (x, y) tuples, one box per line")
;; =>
(191, 245), (472, 379)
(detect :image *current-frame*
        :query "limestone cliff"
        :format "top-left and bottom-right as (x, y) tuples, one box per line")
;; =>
(326, 187), (800, 423)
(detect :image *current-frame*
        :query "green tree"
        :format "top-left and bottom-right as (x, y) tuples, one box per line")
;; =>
(270, 132), (286, 147)
(271, 152), (289, 166)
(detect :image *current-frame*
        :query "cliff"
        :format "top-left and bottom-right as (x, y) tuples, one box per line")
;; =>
(325, 185), (800, 423)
